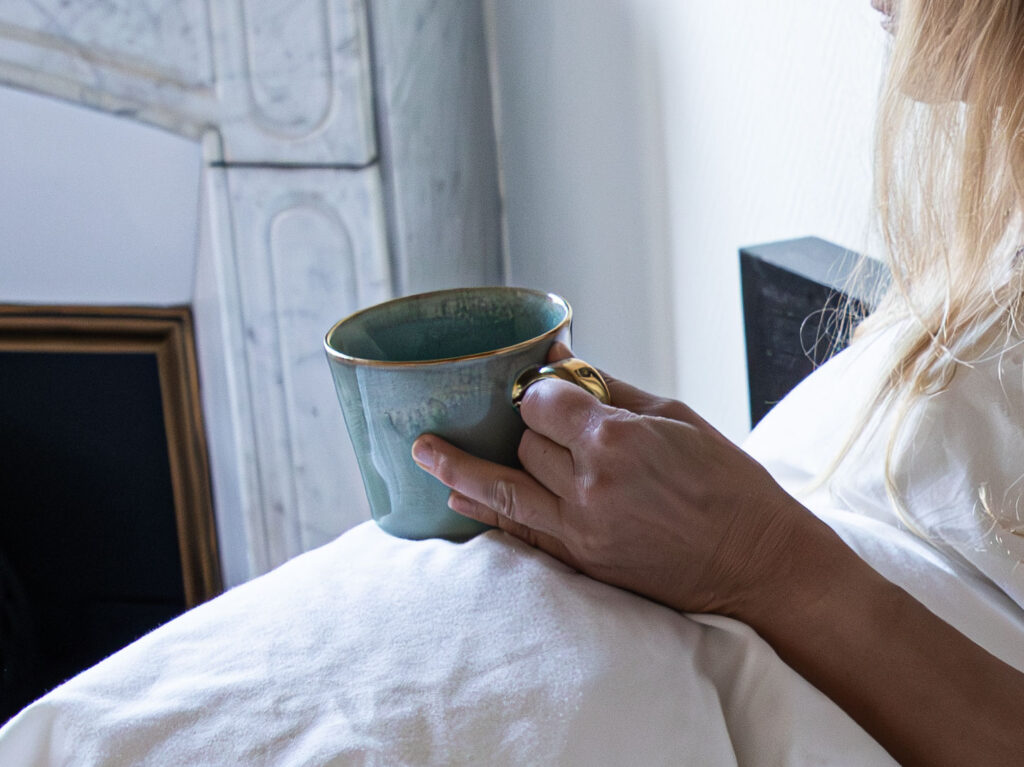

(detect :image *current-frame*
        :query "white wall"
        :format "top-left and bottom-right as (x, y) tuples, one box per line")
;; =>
(490, 0), (888, 442)
(489, 0), (675, 399)
(0, 86), (201, 306)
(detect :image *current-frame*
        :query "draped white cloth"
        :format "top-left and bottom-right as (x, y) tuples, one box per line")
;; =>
(3, 329), (1022, 766)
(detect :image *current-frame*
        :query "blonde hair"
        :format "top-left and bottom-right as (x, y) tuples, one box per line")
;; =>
(864, 0), (1024, 360)
(834, 0), (1024, 539)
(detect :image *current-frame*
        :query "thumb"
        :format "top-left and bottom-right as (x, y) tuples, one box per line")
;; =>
(546, 342), (699, 423)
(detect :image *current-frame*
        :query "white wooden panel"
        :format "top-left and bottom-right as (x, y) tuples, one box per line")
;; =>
(0, 0), (376, 164)
(369, 0), (503, 293)
(224, 165), (390, 569)
(0, 0), (215, 88)
(215, 0), (377, 163)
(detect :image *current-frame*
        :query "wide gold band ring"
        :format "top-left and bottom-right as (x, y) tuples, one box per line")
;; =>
(511, 358), (611, 408)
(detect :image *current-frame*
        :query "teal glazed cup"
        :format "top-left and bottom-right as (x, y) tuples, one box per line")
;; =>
(324, 287), (609, 542)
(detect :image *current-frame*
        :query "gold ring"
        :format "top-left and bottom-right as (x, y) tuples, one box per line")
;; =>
(511, 358), (611, 408)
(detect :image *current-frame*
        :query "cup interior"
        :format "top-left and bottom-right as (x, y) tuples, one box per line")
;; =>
(327, 288), (568, 364)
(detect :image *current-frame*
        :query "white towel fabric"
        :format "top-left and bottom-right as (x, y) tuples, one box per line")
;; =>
(3, 329), (1024, 766)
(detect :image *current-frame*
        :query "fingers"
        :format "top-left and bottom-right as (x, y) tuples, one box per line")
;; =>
(518, 428), (575, 497)
(446, 490), (535, 539)
(603, 373), (701, 422)
(516, 368), (702, 453)
(448, 489), (585, 574)
(543, 340), (700, 424)
(411, 434), (563, 537)
(517, 378), (607, 450)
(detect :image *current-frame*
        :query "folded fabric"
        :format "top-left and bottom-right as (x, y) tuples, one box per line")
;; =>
(745, 326), (1024, 609)
(2, 518), (903, 766)
(4, 327), (1023, 765)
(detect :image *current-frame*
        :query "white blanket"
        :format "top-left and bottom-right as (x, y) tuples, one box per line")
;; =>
(0, 522), (893, 766)
(3, 331), (1024, 766)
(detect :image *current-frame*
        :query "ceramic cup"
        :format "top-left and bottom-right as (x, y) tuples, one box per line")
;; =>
(324, 286), (609, 541)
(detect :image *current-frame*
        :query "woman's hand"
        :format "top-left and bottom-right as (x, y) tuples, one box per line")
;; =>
(412, 345), (1024, 765)
(411, 344), (812, 619)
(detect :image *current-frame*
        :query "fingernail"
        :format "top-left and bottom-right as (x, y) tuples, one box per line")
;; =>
(411, 438), (435, 470)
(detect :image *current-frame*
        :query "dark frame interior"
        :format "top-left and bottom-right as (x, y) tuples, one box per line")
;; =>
(0, 304), (222, 606)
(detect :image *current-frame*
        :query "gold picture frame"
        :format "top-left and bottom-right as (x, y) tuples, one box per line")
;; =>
(0, 304), (222, 606)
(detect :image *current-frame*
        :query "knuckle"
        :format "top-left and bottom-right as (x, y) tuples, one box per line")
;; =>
(589, 412), (631, 449)
(575, 525), (615, 562)
(652, 398), (681, 419)
(582, 417), (635, 480)
(490, 478), (519, 521)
